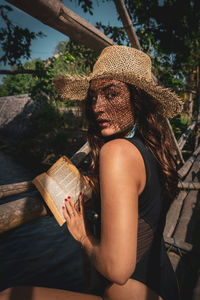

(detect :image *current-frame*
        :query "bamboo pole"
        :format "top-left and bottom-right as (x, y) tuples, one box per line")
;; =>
(113, 0), (140, 49)
(0, 181), (34, 199)
(164, 236), (193, 253)
(166, 118), (184, 164)
(164, 151), (200, 240)
(178, 120), (197, 150)
(0, 194), (48, 234)
(6, 0), (114, 53)
(178, 143), (200, 179)
(178, 181), (200, 190)
(174, 153), (200, 243)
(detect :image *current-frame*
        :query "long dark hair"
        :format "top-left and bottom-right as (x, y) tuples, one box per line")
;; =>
(84, 83), (179, 204)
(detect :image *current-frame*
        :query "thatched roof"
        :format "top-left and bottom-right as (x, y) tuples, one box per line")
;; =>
(0, 94), (38, 138)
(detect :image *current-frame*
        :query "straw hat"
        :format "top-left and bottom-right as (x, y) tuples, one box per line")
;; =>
(53, 45), (183, 118)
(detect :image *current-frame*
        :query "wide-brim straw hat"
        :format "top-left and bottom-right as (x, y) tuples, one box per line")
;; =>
(53, 45), (183, 118)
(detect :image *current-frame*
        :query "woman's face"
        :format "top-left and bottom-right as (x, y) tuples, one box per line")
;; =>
(89, 79), (135, 137)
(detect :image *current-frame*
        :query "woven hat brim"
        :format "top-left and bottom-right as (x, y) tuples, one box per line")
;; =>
(53, 74), (90, 101)
(53, 72), (183, 118)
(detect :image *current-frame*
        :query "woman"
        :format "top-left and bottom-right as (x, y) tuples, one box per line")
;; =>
(0, 46), (183, 300)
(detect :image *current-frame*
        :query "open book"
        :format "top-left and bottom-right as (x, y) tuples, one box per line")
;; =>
(32, 156), (92, 226)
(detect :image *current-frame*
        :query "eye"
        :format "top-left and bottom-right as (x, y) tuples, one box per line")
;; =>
(106, 91), (118, 100)
(90, 95), (97, 104)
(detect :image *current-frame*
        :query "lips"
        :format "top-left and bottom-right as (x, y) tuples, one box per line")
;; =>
(97, 118), (109, 128)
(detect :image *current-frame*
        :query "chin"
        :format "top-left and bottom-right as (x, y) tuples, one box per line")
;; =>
(100, 126), (126, 138)
(100, 128), (117, 137)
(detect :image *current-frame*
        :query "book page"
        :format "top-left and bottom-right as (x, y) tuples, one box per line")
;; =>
(33, 173), (66, 225)
(47, 156), (91, 201)
(33, 155), (92, 226)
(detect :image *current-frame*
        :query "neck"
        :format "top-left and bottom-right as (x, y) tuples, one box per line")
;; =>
(103, 123), (137, 142)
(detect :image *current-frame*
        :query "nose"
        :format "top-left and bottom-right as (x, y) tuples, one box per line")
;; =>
(92, 94), (106, 114)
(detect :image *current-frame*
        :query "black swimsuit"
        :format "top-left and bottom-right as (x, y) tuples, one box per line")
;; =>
(91, 135), (180, 300)
(126, 136), (180, 300)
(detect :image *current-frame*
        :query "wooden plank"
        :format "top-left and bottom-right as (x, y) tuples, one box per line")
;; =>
(174, 154), (200, 242)
(164, 152), (200, 239)
(167, 252), (182, 272)
(164, 236), (193, 253)
(174, 190), (199, 243)
(178, 181), (200, 190)
(0, 181), (34, 199)
(6, 0), (114, 53)
(0, 194), (48, 234)
(164, 191), (188, 238)
(178, 120), (197, 150)
(178, 143), (200, 179)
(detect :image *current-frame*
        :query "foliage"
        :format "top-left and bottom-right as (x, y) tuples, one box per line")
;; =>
(0, 40), (97, 99)
(0, 60), (42, 96)
(96, 22), (130, 46)
(0, 5), (45, 66)
(54, 39), (98, 73)
(69, 0), (93, 15)
(15, 98), (85, 170)
(170, 114), (192, 140)
(74, 0), (200, 93)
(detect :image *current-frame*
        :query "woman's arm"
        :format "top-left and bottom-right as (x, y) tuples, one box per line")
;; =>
(63, 138), (146, 285)
(81, 139), (146, 284)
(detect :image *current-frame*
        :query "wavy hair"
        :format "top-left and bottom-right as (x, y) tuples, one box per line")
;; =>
(84, 83), (179, 205)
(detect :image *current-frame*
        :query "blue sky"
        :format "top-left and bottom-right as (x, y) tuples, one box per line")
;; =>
(0, 0), (121, 82)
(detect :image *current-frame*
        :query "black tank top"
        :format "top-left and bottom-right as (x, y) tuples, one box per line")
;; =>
(91, 135), (180, 300)
(126, 135), (180, 300)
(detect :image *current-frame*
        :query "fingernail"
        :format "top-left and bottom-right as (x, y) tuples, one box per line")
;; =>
(79, 192), (82, 196)
(67, 196), (71, 199)
(65, 199), (68, 202)
(62, 206), (65, 209)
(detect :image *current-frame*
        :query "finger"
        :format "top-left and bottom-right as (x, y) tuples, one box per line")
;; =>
(65, 198), (75, 217)
(62, 206), (70, 223)
(68, 197), (79, 215)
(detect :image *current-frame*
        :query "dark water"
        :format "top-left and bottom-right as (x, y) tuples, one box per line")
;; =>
(0, 152), (84, 292)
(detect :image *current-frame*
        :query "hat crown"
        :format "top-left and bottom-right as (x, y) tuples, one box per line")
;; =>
(92, 45), (152, 80)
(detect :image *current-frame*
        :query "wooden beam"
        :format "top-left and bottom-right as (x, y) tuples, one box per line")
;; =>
(174, 154), (200, 243)
(0, 181), (34, 199)
(113, 0), (141, 50)
(178, 181), (200, 190)
(178, 143), (200, 179)
(164, 236), (193, 253)
(0, 194), (48, 234)
(166, 118), (185, 165)
(6, 0), (114, 53)
(0, 69), (43, 75)
(164, 152), (200, 239)
(178, 120), (197, 150)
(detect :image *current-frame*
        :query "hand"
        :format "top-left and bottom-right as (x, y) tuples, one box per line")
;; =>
(62, 193), (91, 244)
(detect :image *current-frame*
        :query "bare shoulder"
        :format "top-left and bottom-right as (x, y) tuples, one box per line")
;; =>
(100, 138), (144, 165)
(100, 139), (146, 194)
